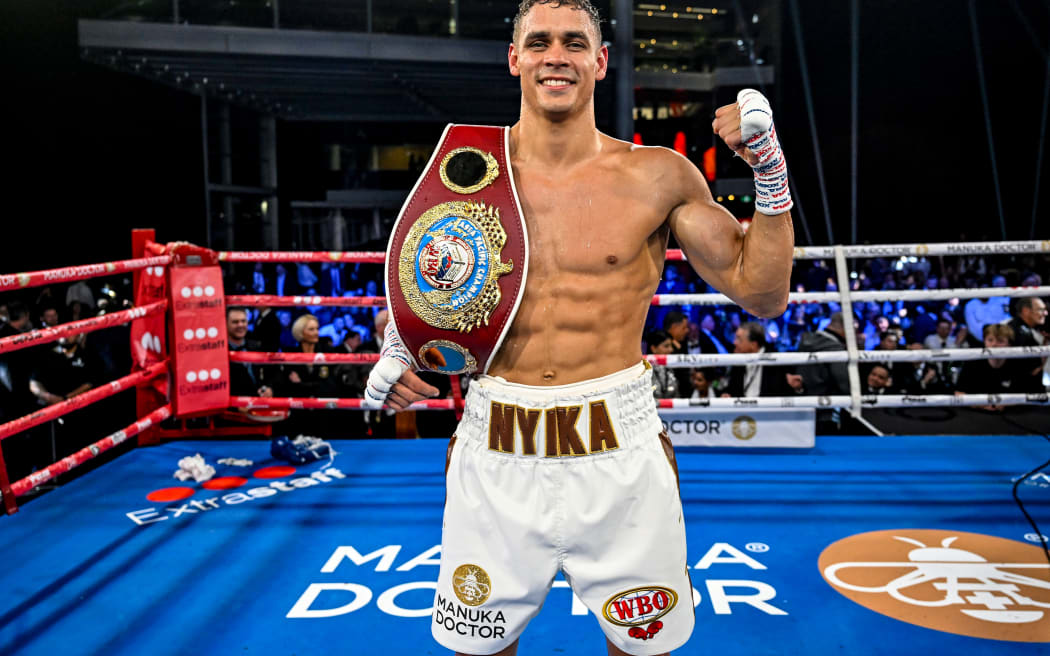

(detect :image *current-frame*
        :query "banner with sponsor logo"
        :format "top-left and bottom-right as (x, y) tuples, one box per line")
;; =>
(132, 263), (169, 406)
(659, 407), (814, 448)
(169, 266), (229, 416)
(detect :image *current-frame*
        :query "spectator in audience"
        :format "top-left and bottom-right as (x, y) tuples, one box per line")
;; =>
(252, 306), (282, 353)
(859, 363), (893, 396)
(689, 368), (717, 400)
(29, 338), (100, 406)
(226, 307), (273, 399)
(720, 311), (743, 350)
(319, 316), (348, 348)
(277, 313), (339, 437)
(0, 301), (36, 419)
(273, 264), (295, 297)
(647, 330), (679, 399)
(1006, 296), (1048, 392)
(923, 318), (959, 350)
(894, 343), (949, 395)
(251, 263), (266, 294)
(38, 306), (59, 328)
(723, 321), (794, 397)
(297, 263), (319, 291)
(662, 310), (692, 393)
(793, 312), (851, 396)
(65, 280), (95, 310)
(955, 323), (1019, 407)
(964, 275), (1010, 340)
(319, 262), (345, 298)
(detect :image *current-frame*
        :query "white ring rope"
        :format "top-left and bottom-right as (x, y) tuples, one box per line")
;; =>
(654, 285), (1050, 307)
(791, 240), (1050, 260)
(659, 393), (1048, 410)
(651, 344), (1050, 368)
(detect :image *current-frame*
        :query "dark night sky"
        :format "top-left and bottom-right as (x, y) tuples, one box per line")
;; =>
(1, 0), (1048, 275)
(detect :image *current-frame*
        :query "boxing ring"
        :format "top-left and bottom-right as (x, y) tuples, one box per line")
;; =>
(0, 234), (1048, 654)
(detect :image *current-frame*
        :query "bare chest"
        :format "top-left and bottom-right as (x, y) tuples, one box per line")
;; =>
(512, 167), (666, 274)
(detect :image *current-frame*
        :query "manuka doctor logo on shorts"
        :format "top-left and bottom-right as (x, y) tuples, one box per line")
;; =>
(452, 564), (492, 606)
(602, 585), (678, 627)
(819, 529), (1050, 643)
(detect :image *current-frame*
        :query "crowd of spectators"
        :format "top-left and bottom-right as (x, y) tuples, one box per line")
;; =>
(1, 249), (1047, 479)
(645, 251), (1049, 405)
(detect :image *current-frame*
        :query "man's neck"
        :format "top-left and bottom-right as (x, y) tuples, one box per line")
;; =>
(229, 337), (246, 348)
(511, 109), (602, 169)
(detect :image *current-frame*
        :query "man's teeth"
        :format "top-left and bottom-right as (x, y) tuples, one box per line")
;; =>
(542, 80), (571, 87)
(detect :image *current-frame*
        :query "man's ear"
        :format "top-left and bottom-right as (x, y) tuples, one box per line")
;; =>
(509, 42), (520, 77)
(595, 44), (609, 81)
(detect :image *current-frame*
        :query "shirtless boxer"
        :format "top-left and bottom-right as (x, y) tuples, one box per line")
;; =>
(366, 2), (794, 654)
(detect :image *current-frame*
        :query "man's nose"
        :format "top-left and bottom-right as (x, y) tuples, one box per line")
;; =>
(543, 44), (570, 65)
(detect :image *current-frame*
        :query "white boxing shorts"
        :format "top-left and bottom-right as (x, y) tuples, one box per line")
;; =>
(432, 361), (694, 655)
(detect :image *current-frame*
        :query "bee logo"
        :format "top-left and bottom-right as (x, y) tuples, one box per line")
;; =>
(453, 564), (492, 606)
(820, 529), (1050, 642)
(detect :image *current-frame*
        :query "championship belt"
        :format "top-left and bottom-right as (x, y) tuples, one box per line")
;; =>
(386, 124), (528, 375)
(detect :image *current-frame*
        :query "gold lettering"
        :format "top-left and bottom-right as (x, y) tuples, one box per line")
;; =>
(557, 406), (586, 456)
(516, 407), (541, 456)
(545, 409), (559, 456)
(589, 401), (619, 453)
(488, 401), (515, 453)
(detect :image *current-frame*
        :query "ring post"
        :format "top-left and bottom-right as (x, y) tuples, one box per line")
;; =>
(0, 442), (16, 515)
(131, 229), (166, 445)
(833, 245), (863, 417)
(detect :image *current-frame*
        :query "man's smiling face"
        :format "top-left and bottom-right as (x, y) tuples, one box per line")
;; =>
(509, 3), (607, 121)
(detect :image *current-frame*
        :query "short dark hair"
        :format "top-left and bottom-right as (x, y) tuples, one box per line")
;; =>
(226, 306), (248, 319)
(740, 321), (766, 347)
(7, 301), (28, 322)
(647, 330), (672, 349)
(1015, 297), (1042, 314)
(513, 0), (602, 43)
(692, 367), (717, 381)
(662, 311), (687, 331)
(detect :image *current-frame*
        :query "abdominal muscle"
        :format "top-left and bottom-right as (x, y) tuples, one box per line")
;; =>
(486, 231), (666, 386)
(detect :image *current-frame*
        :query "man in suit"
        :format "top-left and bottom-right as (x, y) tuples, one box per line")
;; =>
(723, 321), (794, 397)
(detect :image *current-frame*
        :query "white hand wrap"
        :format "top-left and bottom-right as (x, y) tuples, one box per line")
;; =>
(737, 89), (793, 216)
(362, 318), (413, 409)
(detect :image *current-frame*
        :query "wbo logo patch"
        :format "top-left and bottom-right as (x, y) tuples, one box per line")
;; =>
(602, 585), (678, 627)
(820, 529), (1050, 643)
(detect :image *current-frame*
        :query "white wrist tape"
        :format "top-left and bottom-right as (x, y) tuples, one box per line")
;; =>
(362, 317), (413, 409)
(737, 89), (793, 216)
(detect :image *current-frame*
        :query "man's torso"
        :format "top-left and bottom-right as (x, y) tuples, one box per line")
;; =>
(487, 136), (676, 386)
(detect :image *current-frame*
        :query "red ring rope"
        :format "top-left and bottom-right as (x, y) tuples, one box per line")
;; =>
(0, 256), (170, 292)
(0, 361), (169, 441)
(0, 301), (167, 356)
(9, 405), (172, 497)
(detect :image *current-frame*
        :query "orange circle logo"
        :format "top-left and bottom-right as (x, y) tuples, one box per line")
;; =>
(819, 529), (1050, 643)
